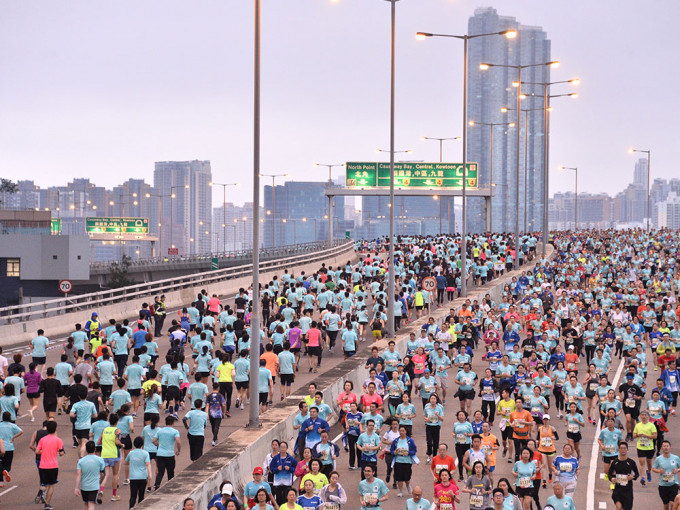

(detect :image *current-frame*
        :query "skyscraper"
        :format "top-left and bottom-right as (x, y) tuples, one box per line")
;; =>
(154, 160), (212, 255)
(633, 158), (648, 187)
(467, 7), (551, 233)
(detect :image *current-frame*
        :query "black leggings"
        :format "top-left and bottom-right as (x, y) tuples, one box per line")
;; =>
(585, 345), (596, 364)
(447, 290), (455, 300)
(209, 417), (222, 442)
(437, 289), (445, 305)
(348, 434), (360, 468)
(513, 438), (528, 462)
(384, 452), (394, 480)
(129, 479), (147, 508)
(273, 485), (291, 506)
(2, 451), (13, 472)
(426, 426), (440, 456)
(188, 433), (204, 461)
(455, 443), (470, 479)
(553, 387), (565, 413)
(155, 456), (175, 488)
(219, 382), (233, 411)
(482, 399), (496, 423)
(532, 479), (541, 509)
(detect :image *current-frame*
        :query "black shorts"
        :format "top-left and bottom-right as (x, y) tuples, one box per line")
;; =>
(33, 356), (46, 365)
(637, 448), (654, 459)
(144, 412), (159, 423)
(81, 489), (98, 503)
(308, 346), (321, 357)
(27, 392), (40, 399)
(567, 431), (582, 443)
(459, 389), (475, 401)
(659, 484), (679, 504)
(603, 454), (617, 464)
(235, 381), (248, 390)
(344, 350), (356, 357)
(39, 467), (59, 486)
(415, 305), (423, 311)
(75, 429), (90, 440)
(501, 426), (514, 441)
(166, 386), (181, 401)
(516, 487), (533, 498)
(290, 347), (301, 354)
(611, 489), (633, 510)
(120, 435), (132, 450)
(148, 452), (157, 461)
(44, 399), (57, 413)
(197, 371), (209, 379)
(259, 393), (269, 405)
(393, 462), (412, 482)
(280, 374), (294, 386)
(129, 389), (141, 397)
(624, 407), (640, 420)
(57, 385), (67, 398)
(77, 349), (85, 358)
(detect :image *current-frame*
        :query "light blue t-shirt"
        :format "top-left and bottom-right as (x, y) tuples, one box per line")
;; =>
(0, 422), (21, 451)
(185, 409), (208, 436)
(55, 362), (73, 386)
(258, 367), (272, 394)
(234, 358), (250, 382)
(358, 478), (389, 510)
(71, 400), (96, 430)
(513, 459), (537, 487)
(654, 454), (680, 486)
(97, 360), (116, 385)
(31, 336), (49, 357)
(77, 454), (106, 491)
(142, 425), (159, 453)
(124, 364), (145, 390)
(544, 495), (576, 510)
(109, 389), (132, 413)
(72, 331), (88, 351)
(406, 497), (432, 510)
(156, 427), (180, 457)
(342, 330), (358, 351)
(278, 351), (295, 375)
(126, 448), (151, 480)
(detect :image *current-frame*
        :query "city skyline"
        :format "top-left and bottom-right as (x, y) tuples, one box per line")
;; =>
(1, 1), (676, 208)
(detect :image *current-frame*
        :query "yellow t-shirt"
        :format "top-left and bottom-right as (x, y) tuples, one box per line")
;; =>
(300, 472), (329, 491)
(101, 425), (119, 459)
(634, 421), (656, 450)
(142, 379), (161, 393)
(217, 362), (234, 383)
(498, 399), (516, 418)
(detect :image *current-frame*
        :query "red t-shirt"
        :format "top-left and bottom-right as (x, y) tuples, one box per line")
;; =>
(360, 393), (383, 410)
(37, 434), (64, 469)
(431, 455), (457, 482)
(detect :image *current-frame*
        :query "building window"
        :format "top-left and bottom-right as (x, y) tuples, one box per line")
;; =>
(7, 259), (20, 277)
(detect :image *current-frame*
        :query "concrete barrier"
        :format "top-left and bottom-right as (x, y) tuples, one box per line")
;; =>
(138, 244), (554, 509)
(0, 243), (357, 347)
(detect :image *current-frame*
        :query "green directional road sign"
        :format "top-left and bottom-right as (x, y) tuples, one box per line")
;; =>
(86, 217), (149, 234)
(51, 218), (62, 234)
(345, 162), (478, 189)
(211, 257), (219, 270)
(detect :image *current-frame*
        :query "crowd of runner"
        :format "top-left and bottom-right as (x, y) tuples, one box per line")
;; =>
(2, 230), (680, 510)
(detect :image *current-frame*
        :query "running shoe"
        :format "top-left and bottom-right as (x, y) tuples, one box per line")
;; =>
(97, 491), (103, 504)
(2, 470), (10, 482)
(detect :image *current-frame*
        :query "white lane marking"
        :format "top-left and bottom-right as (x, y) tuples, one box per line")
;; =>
(0, 485), (18, 496)
(598, 502), (607, 510)
(586, 357), (625, 510)
(332, 432), (343, 443)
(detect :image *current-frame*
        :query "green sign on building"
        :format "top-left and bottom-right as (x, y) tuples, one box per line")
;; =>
(345, 162), (478, 189)
(50, 218), (62, 234)
(211, 257), (219, 270)
(86, 217), (149, 234)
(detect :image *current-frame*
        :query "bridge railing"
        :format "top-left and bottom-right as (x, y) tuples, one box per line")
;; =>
(0, 239), (354, 325)
(88, 240), (336, 272)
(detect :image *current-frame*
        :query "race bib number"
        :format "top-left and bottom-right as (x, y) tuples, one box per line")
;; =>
(531, 407), (541, 415)
(483, 387), (493, 394)
(389, 389), (401, 397)
(616, 474), (628, 486)
(625, 398), (635, 408)
(364, 493), (378, 506)
(440, 504), (453, 510)
(518, 476), (532, 488)
(425, 385), (435, 393)
(567, 423), (579, 433)
(671, 376), (677, 384)
(470, 495), (484, 507)
(456, 433), (467, 444)
(342, 403), (351, 412)
(663, 473), (675, 483)
(595, 368), (604, 375)
(429, 415), (439, 424)
(395, 447), (409, 456)
(567, 363), (576, 370)
(540, 437), (553, 448)
(638, 437), (651, 448)
(415, 363), (424, 371)
(559, 462), (572, 473)
(604, 445), (616, 455)
(435, 464), (447, 474)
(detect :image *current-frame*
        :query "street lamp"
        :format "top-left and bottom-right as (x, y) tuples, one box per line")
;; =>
(416, 27), (517, 296)
(629, 148), (652, 230)
(508, 78), (578, 255)
(260, 173), (289, 248)
(375, 148), (413, 155)
(559, 166), (578, 231)
(480, 59), (560, 269)
(420, 136), (461, 163)
(210, 182), (240, 253)
(314, 163), (344, 242)
(468, 120), (515, 231)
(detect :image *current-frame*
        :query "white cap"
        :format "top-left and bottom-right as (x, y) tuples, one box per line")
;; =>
(542, 414), (551, 420)
(222, 483), (233, 495)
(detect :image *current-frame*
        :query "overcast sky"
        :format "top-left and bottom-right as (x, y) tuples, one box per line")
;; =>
(1, 0), (677, 207)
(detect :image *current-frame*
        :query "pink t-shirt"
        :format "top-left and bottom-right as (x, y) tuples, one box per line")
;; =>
(37, 434), (64, 469)
(208, 297), (221, 314)
(307, 328), (321, 348)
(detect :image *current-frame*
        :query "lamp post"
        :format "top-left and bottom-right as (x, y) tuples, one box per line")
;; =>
(559, 166), (578, 230)
(519, 79), (579, 255)
(629, 148), (652, 230)
(314, 163), (344, 243)
(415, 28), (517, 296)
(420, 136), (461, 162)
(468, 120), (515, 231)
(480, 59), (560, 269)
(260, 173), (288, 248)
(210, 182), (239, 253)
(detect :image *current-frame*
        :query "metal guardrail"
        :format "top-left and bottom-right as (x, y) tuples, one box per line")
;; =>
(88, 240), (335, 271)
(0, 239), (354, 325)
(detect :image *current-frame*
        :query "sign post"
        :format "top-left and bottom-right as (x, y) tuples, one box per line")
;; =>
(59, 279), (73, 297)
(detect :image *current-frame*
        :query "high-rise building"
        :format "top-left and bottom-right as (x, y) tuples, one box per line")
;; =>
(467, 7), (551, 233)
(153, 160), (212, 255)
(657, 192), (680, 229)
(633, 158), (648, 187)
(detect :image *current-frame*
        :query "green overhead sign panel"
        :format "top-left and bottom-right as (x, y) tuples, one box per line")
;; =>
(86, 217), (149, 234)
(50, 218), (62, 234)
(345, 162), (478, 189)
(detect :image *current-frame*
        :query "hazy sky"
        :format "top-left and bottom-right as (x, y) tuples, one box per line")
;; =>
(1, 0), (678, 207)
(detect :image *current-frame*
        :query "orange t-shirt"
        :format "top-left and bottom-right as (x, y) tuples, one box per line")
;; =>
(430, 454), (456, 482)
(480, 433), (500, 466)
(565, 353), (579, 372)
(261, 352), (278, 376)
(510, 409), (533, 439)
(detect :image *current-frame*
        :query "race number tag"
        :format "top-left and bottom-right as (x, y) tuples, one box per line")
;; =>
(616, 474), (628, 486)
(559, 462), (573, 473)
(662, 473), (675, 483)
(567, 423), (579, 433)
(518, 476), (532, 488)
(540, 437), (553, 448)
(470, 495), (484, 507)
(364, 493), (379, 506)
(456, 433), (467, 444)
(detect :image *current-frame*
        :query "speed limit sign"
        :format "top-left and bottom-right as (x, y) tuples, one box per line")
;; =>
(59, 280), (73, 294)
(422, 276), (437, 292)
